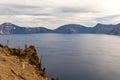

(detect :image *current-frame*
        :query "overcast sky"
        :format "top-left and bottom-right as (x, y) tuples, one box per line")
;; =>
(0, 0), (120, 29)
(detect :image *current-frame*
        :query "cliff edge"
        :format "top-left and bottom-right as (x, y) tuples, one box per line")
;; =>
(0, 44), (51, 80)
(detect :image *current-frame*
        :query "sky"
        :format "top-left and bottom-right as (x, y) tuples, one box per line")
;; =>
(0, 0), (120, 29)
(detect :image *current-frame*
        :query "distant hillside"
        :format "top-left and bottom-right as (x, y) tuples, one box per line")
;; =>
(91, 23), (120, 35)
(0, 23), (52, 34)
(54, 23), (120, 35)
(0, 23), (26, 34)
(26, 27), (52, 34)
(1, 22), (120, 35)
(54, 24), (91, 33)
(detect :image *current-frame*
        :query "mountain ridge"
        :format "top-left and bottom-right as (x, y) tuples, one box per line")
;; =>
(1, 22), (120, 35)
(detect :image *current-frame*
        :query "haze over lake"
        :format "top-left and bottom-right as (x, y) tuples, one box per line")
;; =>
(0, 34), (120, 80)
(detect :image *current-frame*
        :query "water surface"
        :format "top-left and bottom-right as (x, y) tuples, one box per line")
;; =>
(0, 34), (120, 80)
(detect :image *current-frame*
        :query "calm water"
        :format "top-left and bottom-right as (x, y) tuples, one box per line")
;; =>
(0, 34), (120, 80)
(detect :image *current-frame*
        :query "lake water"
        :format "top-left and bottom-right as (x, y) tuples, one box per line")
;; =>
(0, 34), (120, 80)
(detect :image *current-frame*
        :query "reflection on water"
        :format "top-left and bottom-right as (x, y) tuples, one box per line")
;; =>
(0, 34), (120, 80)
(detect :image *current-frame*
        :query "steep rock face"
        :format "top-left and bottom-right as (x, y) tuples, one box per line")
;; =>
(0, 23), (26, 34)
(0, 45), (50, 80)
(0, 23), (52, 34)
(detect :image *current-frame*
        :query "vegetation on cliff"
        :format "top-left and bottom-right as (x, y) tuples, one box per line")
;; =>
(0, 44), (60, 80)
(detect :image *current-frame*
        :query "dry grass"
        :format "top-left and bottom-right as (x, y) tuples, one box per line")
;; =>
(0, 47), (49, 80)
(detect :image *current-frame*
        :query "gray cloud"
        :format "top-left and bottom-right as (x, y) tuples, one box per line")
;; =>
(3, 4), (39, 9)
(57, 6), (100, 14)
(0, 4), (52, 16)
(95, 14), (120, 22)
(30, 13), (49, 16)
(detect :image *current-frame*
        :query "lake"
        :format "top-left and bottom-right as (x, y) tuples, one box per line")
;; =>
(0, 34), (120, 80)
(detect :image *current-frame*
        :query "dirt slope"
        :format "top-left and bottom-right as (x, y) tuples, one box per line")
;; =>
(0, 45), (50, 80)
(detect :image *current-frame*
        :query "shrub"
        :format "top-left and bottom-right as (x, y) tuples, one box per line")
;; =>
(24, 44), (27, 49)
(10, 49), (18, 56)
(29, 55), (39, 66)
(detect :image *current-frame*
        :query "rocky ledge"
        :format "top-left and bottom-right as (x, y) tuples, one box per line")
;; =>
(0, 44), (60, 80)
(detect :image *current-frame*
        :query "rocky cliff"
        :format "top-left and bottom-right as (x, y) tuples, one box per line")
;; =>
(0, 23), (52, 34)
(0, 44), (58, 80)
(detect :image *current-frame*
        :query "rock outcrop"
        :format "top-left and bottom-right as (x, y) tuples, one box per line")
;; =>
(0, 44), (51, 80)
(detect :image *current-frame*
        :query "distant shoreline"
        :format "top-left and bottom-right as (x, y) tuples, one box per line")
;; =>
(0, 22), (120, 35)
